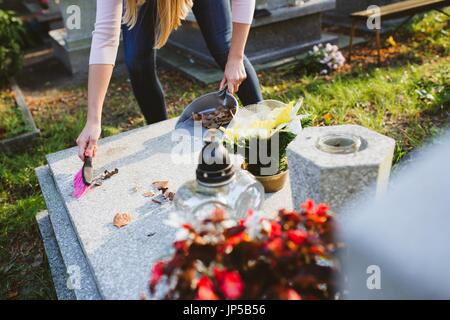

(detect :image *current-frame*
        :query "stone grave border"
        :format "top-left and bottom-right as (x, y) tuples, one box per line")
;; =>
(0, 79), (40, 153)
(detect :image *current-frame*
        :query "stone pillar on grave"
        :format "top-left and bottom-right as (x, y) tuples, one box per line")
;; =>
(167, 0), (338, 66)
(287, 125), (395, 214)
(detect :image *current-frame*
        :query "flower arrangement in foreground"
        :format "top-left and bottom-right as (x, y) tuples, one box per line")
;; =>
(149, 199), (342, 300)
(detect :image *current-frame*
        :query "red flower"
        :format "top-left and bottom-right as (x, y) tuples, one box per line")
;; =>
(287, 230), (308, 246)
(266, 237), (283, 252)
(308, 214), (328, 224)
(300, 199), (315, 213)
(226, 231), (245, 247)
(315, 203), (329, 216)
(301, 199), (329, 224)
(269, 221), (282, 238)
(214, 268), (244, 299)
(310, 245), (325, 255)
(149, 261), (165, 290)
(225, 225), (247, 248)
(279, 209), (301, 223)
(286, 289), (302, 300)
(196, 276), (219, 300)
(174, 240), (187, 252)
(182, 223), (194, 231)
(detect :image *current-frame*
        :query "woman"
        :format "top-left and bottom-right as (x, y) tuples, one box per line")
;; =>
(76, 0), (262, 161)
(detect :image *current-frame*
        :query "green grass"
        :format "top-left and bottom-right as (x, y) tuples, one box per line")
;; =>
(0, 11), (449, 299)
(0, 89), (29, 139)
(262, 58), (449, 163)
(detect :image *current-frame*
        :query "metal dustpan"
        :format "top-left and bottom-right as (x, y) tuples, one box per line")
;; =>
(175, 88), (239, 137)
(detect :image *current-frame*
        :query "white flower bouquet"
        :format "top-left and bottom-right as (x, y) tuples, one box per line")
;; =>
(223, 99), (307, 178)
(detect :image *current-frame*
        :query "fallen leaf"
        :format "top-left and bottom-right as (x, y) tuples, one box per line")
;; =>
(163, 190), (176, 201)
(192, 106), (236, 129)
(143, 191), (155, 197)
(113, 212), (132, 228)
(152, 180), (169, 191)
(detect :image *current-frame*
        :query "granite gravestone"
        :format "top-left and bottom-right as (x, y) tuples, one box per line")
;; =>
(342, 131), (450, 299)
(169, 0), (338, 65)
(36, 118), (293, 299)
(36, 119), (396, 299)
(49, 0), (97, 74)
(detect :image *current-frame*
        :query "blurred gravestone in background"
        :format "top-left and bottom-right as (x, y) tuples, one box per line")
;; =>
(47, 0), (338, 81)
(342, 130), (450, 299)
(168, 0), (338, 66)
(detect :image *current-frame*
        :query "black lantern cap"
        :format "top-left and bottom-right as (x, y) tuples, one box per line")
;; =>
(196, 129), (235, 186)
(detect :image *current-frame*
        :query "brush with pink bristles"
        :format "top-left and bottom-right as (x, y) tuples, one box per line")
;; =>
(73, 156), (94, 199)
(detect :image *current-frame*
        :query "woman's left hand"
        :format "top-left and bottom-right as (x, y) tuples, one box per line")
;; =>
(220, 57), (247, 94)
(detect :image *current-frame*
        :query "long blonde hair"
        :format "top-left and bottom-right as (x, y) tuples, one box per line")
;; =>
(123, 0), (193, 49)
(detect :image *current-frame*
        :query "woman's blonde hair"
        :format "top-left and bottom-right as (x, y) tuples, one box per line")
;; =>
(123, 0), (193, 49)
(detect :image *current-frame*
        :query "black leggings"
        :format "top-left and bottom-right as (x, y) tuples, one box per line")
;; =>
(122, 0), (263, 124)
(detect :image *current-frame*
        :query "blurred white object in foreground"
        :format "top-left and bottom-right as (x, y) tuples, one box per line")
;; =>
(342, 130), (450, 299)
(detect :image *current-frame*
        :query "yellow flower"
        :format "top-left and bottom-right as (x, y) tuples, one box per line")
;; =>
(272, 103), (293, 128)
(387, 36), (397, 47)
(323, 113), (333, 125)
(224, 102), (298, 141)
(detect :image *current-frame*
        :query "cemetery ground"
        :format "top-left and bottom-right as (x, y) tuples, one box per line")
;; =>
(1, 11), (449, 299)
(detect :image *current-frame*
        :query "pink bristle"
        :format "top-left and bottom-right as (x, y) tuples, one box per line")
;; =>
(73, 168), (90, 199)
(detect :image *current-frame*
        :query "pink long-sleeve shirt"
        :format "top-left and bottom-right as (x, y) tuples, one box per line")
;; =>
(89, 0), (255, 65)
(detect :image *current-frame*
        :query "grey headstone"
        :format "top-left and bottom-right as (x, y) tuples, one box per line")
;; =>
(342, 130), (450, 299)
(35, 211), (76, 300)
(287, 125), (395, 213)
(49, 0), (124, 74)
(43, 117), (293, 299)
(169, 0), (337, 65)
(36, 166), (101, 300)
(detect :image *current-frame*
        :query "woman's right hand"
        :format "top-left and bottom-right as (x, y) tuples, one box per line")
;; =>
(76, 121), (101, 161)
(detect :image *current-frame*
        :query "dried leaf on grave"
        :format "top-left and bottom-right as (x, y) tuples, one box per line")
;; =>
(152, 180), (169, 191)
(113, 212), (132, 228)
(191, 106), (236, 129)
(143, 191), (155, 197)
(163, 190), (176, 201)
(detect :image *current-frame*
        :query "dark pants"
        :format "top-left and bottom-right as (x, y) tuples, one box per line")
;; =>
(122, 0), (262, 124)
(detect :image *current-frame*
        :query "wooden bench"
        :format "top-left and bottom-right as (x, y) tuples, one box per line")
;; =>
(348, 0), (450, 64)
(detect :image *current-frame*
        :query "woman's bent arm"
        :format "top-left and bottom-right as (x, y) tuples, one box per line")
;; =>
(76, 0), (121, 161)
(76, 64), (114, 161)
(220, 22), (252, 94)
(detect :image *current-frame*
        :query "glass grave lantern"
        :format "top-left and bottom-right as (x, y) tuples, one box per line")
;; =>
(174, 129), (265, 220)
